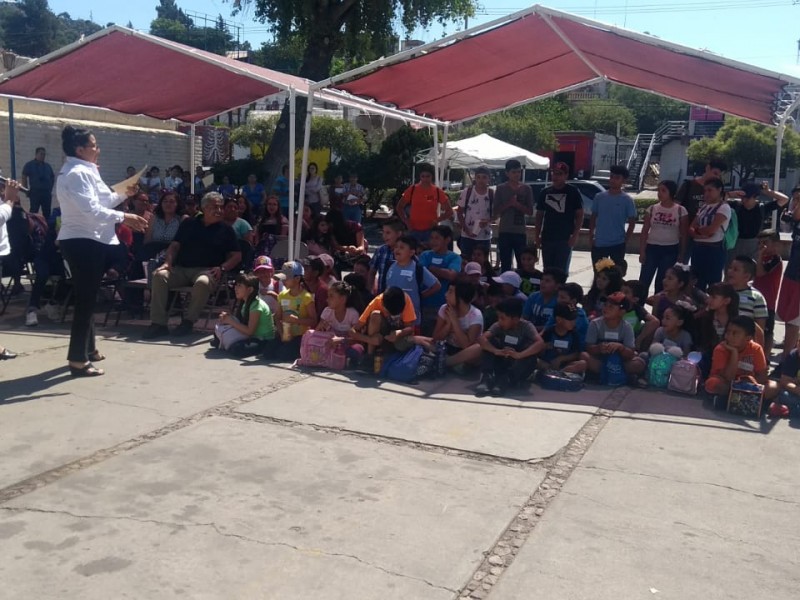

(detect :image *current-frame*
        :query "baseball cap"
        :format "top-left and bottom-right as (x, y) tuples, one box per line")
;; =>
(551, 161), (570, 175)
(464, 262), (482, 276)
(492, 271), (522, 289)
(276, 260), (304, 280)
(606, 291), (630, 310)
(741, 182), (761, 198)
(309, 254), (335, 269)
(252, 255), (274, 272)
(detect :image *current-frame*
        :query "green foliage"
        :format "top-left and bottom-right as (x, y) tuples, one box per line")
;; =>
(609, 85), (688, 133)
(230, 118), (278, 158)
(570, 99), (637, 137)
(150, 1), (236, 56)
(686, 118), (800, 181)
(0, 1), (101, 58)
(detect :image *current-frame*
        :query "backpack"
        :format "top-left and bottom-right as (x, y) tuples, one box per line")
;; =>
(462, 185), (494, 235)
(297, 330), (346, 370)
(667, 359), (700, 395)
(724, 204), (738, 250)
(648, 352), (678, 388)
(381, 258), (425, 298)
(540, 369), (584, 392)
(380, 345), (424, 382)
(600, 353), (627, 387)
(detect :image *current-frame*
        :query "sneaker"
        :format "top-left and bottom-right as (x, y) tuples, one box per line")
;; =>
(142, 324), (170, 340)
(475, 375), (495, 397)
(172, 319), (195, 336)
(209, 336), (220, 348)
(25, 309), (38, 327)
(767, 402), (790, 419)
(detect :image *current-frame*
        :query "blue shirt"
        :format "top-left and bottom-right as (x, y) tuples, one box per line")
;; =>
(592, 191), (636, 247)
(419, 250), (462, 307)
(544, 306), (589, 350)
(244, 183), (266, 213)
(272, 176), (290, 208)
(522, 292), (557, 328)
(385, 260), (438, 326)
(369, 244), (395, 294)
(541, 326), (582, 363)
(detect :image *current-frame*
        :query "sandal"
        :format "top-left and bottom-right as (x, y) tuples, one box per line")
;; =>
(88, 351), (106, 362)
(69, 363), (105, 377)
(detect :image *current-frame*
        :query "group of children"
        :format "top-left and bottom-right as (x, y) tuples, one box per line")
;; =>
(206, 217), (798, 418)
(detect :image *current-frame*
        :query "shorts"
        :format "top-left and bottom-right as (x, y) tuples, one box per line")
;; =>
(409, 229), (431, 244)
(778, 278), (800, 325)
(378, 315), (414, 352)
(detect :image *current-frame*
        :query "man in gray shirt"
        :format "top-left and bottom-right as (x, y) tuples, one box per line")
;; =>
(493, 159), (534, 272)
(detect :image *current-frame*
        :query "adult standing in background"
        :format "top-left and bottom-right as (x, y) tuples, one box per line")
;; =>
(396, 164), (453, 245)
(342, 172), (366, 224)
(534, 161), (583, 272)
(761, 182), (795, 232)
(304, 162), (324, 215)
(21, 147), (55, 219)
(243, 173), (266, 217)
(494, 159), (534, 272)
(588, 164), (636, 266)
(0, 180), (22, 360)
(689, 177), (731, 291)
(638, 180), (688, 294)
(676, 158), (726, 261)
(728, 182), (764, 261)
(56, 125), (147, 377)
(271, 165), (290, 218)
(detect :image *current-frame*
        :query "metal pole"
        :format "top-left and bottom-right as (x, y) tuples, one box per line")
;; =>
(440, 122), (450, 185)
(189, 124), (196, 193)
(295, 90), (315, 259)
(8, 99), (16, 179)
(433, 125), (440, 187)
(288, 87), (296, 261)
(773, 95), (800, 228)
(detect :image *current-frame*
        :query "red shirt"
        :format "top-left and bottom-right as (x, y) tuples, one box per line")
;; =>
(402, 183), (449, 231)
(753, 253), (783, 307)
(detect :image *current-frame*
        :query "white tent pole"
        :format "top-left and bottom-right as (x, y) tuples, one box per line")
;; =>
(288, 87), (297, 261)
(440, 122), (450, 184)
(773, 95), (800, 228)
(189, 124), (196, 193)
(433, 124), (440, 186)
(295, 90), (315, 259)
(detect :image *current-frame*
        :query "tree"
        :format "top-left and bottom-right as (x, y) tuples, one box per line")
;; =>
(150, 1), (236, 55)
(609, 85), (688, 133)
(570, 99), (637, 137)
(0, 0), (61, 57)
(687, 118), (800, 182)
(229, 0), (476, 187)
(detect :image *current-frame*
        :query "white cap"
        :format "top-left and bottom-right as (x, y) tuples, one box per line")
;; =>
(492, 271), (522, 289)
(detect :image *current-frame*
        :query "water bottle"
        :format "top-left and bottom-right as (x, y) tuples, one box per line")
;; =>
(373, 350), (383, 375)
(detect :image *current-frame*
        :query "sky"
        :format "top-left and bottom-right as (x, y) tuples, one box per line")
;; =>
(48, 0), (800, 77)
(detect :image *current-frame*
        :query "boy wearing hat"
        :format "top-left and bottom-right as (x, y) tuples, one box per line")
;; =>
(581, 291), (646, 378)
(492, 271), (527, 300)
(534, 161), (583, 272)
(253, 255), (283, 316)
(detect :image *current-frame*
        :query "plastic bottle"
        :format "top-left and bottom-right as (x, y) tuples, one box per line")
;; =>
(373, 350), (383, 375)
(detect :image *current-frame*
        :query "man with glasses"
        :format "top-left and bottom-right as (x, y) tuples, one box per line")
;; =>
(396, 163), (453, 245)
(534, 161), (583, 272)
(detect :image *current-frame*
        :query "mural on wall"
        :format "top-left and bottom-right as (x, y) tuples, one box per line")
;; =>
(177, 125), (230, 165)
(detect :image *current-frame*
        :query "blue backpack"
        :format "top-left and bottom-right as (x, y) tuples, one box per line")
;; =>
(380, 346), (424, 382)
(601, 353), (627, 387)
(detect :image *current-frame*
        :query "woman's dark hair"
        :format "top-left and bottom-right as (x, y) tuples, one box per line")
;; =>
(308, 215), (333, 249)
(704, 177), (725, 195)
(326, 210), (357, 247)
(154, 189), (184, 219)
(234, 273), (259, 324)
(496, 297), (524, 319)
(452, 281), (477, 305)
(343, 273), (369, 313)
(236, 194), (254, 224)
(586, 266), (623, 312)
(659, 180), (678, 198)
(707, 282), (739, 318)
(560, 282), (584, 304)
(696, 282), (739, 352)
(262, 195), (281, 219)
(307, 162), (318, 178)
(61, 125), (93, 157)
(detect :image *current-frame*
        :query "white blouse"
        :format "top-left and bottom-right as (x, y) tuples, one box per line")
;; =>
(56, 157), (126, 245)
(0, 202), (12, 256)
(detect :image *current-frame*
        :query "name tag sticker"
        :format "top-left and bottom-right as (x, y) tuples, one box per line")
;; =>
(605, 332), (619, 341)
(543, 308), (553, 316)
(738, 361), (754, 372)
(281, 300), (290, 308)
(554, 339), (569, 349)
(400, 270), (413, 278)
(504, 335), (519, 345)
(531, 278), (541, 285)
(432, 258), (443, 265)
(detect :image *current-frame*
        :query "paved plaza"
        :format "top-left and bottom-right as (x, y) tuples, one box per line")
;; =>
(1, 252), (799, 599)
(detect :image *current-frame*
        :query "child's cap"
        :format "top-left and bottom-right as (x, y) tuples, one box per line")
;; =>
(309, 253), (335, 269)
(554, 302), (577, 321)
(551, 161), (570, 175)
(464, 262), (482, 276)
(492, 271), (522, 289)
(276, 260), (304, 280)
(253, 255), (274, 272)
(606, 291), (630, 310)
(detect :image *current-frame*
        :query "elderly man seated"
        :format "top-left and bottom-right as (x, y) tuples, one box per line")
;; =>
(143, 192), (240, 338)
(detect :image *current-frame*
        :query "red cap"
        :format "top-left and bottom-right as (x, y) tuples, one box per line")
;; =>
(551, 161), (570, 175)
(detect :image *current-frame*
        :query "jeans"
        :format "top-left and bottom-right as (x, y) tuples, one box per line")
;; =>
(691, 241), (726, 291)
(59, 238), (107, 363)
(498, 233), (527, 272)
(342, 205), (362, 224)
(457, 236), (489, 262)
(591, 243), (626, 268)
(541, 239), (572, 273)
(481, 349), (538, 385)
(29, 190), (53, 219)
(639, 243), (679, 294)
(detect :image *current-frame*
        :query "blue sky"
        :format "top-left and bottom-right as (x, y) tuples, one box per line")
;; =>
(50, 0), (800, 77)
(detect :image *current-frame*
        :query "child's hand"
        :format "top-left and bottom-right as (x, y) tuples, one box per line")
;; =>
(218, 311), (230, 324)
(284, 314), (300, 324)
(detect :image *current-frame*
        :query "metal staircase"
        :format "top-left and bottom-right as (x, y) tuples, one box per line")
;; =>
(626, 121), (688, 191)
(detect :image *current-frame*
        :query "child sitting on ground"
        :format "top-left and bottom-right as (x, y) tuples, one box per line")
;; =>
(318, 281), (361, 337)
(425, 281), (484, 371)
(725, 255), (768, 344)
(705, 316), (780, 409)
(652, 304), (694, 356)
(492, 271), (527, 300)
(351, 254), (372, 282)
(517, 245), (543, 296)
(419, 225), (462, 334)
(253, 255), (283, 317)
(523, 267), (567, 330)
(621, 279), (660, 351)
(581, 291), (647, 380)
(470, 244), (496, 281)
(342, 272), (371, 312)
(368, 218), (404, 295)
(276, 261), (318, 359)
(544, 282), (589, 346)
(212, 273), (277, 358)
(778, 335), (800, 415)
(646, 264), (694, 320)
(695, 282), (739, 377)
(476, 297), (544, 397)
(385, 235), (440, 331)
(349, 286), (417, 363)
(538, 302), (587, 375)
(753, 230), (783, 357)
(584, 258), (623, 317)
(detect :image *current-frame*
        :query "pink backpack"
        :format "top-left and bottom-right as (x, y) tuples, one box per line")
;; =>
(297, 330), (346, 370)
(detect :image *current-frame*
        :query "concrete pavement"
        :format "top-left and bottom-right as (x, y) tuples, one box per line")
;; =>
(1, 250), (798, 599)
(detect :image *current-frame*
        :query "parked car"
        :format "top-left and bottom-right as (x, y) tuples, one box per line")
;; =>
(527, 179), (606, 226)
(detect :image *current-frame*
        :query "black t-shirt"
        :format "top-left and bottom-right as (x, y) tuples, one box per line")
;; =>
(734, 202), (764, 239)
(174, 219), (238, 268)
(763, 200), (792, 231)
(676, 179), (705, 223)
(535, 184), (583, 241)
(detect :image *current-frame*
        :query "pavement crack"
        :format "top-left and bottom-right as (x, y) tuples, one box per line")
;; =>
(578, 465), (800, 505)
(0, 506), (455, 593)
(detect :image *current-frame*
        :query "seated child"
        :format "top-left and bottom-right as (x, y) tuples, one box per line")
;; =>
(492, 271), (527, 300)
(695, 283), (739, 378)
(342, 272), (371, 313)
(523, 267), (567, 330)
(350, 286), (417, 362)
(427, 281), (483, 369)
(538, 302), (587, 375)
(753, 229), (783, 356)
(646, 264), (693, 320)
(621, 279), (660, 351)
(318, 281), (361, 337)
(581, 291), (647, 379)
(778, 335), (800, 414)
(476, 297), (544, 396)
(705, 316), (779, 407)
(584, 258), (623, 317)
(276, 261), (318, 359)
(470, 244), (495, 281)
(652, 304), (693, 356)
(544, 282), (589, 346)
(352, 254), (372, 282)
(253, 255), (283, 317)
(725, 255), (768, 346)
(419, 225), (462, 334)
(517, 245), (543, 296)
(212, 273), (277, 358)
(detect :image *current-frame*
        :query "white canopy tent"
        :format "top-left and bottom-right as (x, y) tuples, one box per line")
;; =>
(417, 133), (549, 171)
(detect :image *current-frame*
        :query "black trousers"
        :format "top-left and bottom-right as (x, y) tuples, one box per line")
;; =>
(60, 238), (107, 363)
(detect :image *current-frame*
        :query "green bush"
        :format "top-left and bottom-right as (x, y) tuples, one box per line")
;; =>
(634, 198), (659, 220)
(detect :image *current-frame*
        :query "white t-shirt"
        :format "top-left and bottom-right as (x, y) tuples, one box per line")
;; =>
(320, 306), (360, 336)
(695, 202), (731, 243)
(457, 186), (492, 241)
(437, 304), (484, 347)
(646, 203), (687, 246)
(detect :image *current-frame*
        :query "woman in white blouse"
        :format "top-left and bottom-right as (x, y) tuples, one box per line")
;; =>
(57, 126), (147, 377)
(304, 162), (323, 214)
(689, 177), (731, 292)
(0, 180), (22, 360)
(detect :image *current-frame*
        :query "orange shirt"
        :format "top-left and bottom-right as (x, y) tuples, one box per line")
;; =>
(359, 292), (417, 327)
(402, 183), (449, 231)
(709, 339), (767, 380)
